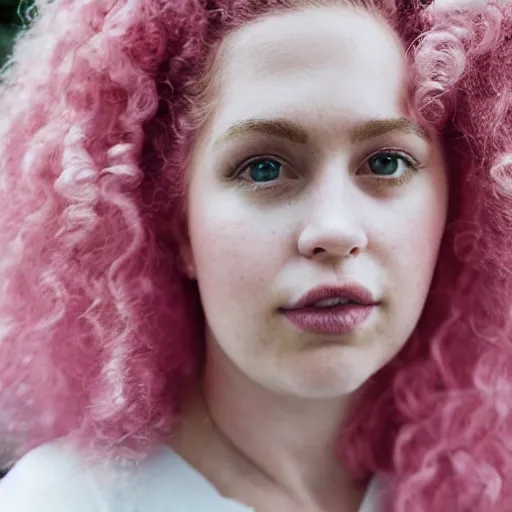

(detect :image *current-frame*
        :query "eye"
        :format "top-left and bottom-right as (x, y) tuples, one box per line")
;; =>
(229, 156), (294, 193)
(245, 158), (282, 183)
(363, 151), (420, 179)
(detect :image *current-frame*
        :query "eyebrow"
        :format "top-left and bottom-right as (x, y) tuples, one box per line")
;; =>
(350, 118), (430, 143)
(215, 117), (429, 147)
(216, 118), (309, 146)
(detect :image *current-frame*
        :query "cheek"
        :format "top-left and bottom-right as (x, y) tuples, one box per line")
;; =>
(386, 182), (448, 295)
(187, 194), (286, 306)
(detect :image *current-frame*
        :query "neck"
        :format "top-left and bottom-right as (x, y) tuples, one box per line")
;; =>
(173, 339), (368, 511)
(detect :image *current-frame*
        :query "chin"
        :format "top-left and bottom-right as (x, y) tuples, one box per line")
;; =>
(278, 344), (381, 397)
(274, 364), (375, 399)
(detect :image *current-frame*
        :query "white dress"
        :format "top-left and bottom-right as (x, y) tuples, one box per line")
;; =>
(0, 440), (382, 511)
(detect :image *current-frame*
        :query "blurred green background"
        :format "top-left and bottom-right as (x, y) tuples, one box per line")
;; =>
(0, 0), (31, 67)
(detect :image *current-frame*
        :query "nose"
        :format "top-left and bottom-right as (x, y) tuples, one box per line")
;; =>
(297, 173), (368, 262)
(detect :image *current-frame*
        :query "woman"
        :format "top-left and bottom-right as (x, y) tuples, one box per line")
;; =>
(0, 0), (511, 510)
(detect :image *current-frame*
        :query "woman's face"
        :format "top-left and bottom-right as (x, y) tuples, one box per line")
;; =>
(183, 6), (448, 397)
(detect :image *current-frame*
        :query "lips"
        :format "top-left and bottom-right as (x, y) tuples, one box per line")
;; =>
(280, 283), (379, 335)
(286, 283), (378, 310)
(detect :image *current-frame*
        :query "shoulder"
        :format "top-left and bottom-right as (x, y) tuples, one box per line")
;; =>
(0, 440), (247, 512)
(0, 440), (111, 512)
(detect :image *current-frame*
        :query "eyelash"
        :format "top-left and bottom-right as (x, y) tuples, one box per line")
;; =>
(228, 149), (422, 191)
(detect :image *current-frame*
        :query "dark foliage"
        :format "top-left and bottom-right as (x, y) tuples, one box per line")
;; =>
(0, 0), (31, 66)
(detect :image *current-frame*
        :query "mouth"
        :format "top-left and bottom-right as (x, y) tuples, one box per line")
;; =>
(300, 296), (362, 308)
(285, 282), (378, 309)
(280, 283), (379, 335)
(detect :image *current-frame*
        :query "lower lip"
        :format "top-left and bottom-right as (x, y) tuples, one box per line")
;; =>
(280, 304), (375, 335)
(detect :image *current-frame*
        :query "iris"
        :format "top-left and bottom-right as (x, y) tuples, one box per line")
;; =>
(369, 154), (400, 176)
(249, 159), (281, 182)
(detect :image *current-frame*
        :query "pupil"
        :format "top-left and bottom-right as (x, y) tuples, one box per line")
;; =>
(249, 159), (281, 182)
(370, 155), (398, 175)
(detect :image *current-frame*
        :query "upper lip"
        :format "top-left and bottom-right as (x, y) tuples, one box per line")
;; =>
(283, 283), (378, 309)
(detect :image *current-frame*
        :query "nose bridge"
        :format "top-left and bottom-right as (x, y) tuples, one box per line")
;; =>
(297, 161), (368, 260)
(308, 161), (356, 222)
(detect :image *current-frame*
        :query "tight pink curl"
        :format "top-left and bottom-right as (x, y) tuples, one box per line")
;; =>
(0, 0), (511, 510)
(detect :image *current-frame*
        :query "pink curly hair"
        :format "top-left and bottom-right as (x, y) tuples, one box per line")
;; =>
(0, 0), (511, 509)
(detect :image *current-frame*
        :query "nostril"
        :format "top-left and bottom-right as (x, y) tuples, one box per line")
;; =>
(311, 246), (360, 257)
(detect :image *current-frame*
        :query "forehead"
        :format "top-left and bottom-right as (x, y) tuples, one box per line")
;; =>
(211, 6), (407, 138)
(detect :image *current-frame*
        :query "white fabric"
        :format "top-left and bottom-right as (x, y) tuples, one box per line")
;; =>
(0, 440), (381, 511)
